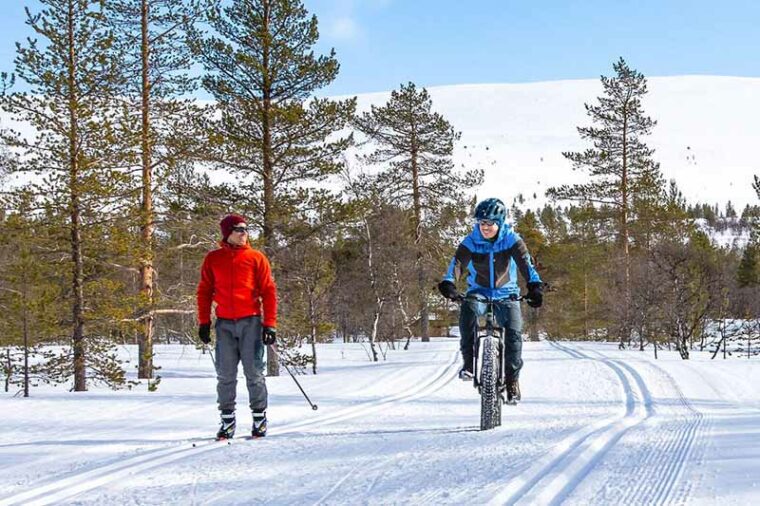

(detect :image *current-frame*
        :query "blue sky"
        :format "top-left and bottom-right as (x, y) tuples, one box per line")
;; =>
(2, 0), (759, 95)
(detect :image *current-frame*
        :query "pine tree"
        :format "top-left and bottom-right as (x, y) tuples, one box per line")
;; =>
(737, 177), (760, 286)
(737, 245), (760, 287)
(0, 192), (62, 396)
(154, 165), (226, 345)
(536, 203), (609, 339)
(1, 0), (131, 390)
(276, 202), (346, 373)
(514, 210), (546, 341)
(355, 82), (482, 342)
(547, 58), (664, 348)
(108, 0), (212, 380)
(190, 0), (355, 375)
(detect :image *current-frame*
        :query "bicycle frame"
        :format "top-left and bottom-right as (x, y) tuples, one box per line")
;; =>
(454, 292), (527, 430)
(463, 295), (506, 393)
(461, 294), (524, 390)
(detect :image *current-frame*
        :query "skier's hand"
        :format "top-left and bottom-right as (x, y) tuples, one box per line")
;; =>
(262, 326), (277, 345)
(199, 323), (211, 345)
(526, 282), (543, 308)
(438, 280), (460, 301)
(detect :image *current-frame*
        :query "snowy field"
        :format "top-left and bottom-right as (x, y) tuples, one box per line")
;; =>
(1, 339), (759, 505)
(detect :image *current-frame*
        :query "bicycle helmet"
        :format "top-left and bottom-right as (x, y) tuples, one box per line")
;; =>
(474, 198), (506, 225)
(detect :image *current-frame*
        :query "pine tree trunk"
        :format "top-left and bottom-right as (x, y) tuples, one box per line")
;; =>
(583, 269), (589, 338)
(68, 0), (87, 392)
(22, 278), (29, 398)
(4, 349), (10, 393)
(71, 171), (86, 392)
(309, 296), (318, 374)
(411, 146), (429, 341)
(261, 0), (279, 377)
(138, 0), (155, 380)
(621, 112), (631, 349)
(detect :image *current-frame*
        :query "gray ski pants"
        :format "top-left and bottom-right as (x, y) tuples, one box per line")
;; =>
(215, 316), (267, 413)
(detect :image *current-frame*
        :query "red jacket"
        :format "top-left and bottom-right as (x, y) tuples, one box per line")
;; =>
(197, 242), (277, 327)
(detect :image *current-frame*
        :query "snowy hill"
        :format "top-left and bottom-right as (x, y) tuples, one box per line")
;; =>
(4, 76), (758, 232)
(1, 340), (759, 504)
(696, 217), (753, 249)
(347, 76), (760, 213)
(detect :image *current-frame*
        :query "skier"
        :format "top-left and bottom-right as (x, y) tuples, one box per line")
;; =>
(197, 214), (278, 439)
(438, 198), (543, 403)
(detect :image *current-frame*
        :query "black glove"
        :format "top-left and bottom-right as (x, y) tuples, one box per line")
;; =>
(437, 280), (460, 301)
(199, 323), (211, 344)
(526, 282), (543, 308)
(262, 326), (277, 345)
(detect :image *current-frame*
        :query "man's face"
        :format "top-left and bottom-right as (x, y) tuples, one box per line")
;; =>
(227, 224), (248, 246)
(478, 219), (499, 239)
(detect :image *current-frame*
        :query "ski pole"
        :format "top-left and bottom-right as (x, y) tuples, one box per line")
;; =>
(273, 345), (319, 411)
(199, 342), (216, 369)
(207, 346), (216, 369)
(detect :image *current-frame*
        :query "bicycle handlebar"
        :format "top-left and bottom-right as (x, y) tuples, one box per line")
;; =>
(454, 293), (525, 303)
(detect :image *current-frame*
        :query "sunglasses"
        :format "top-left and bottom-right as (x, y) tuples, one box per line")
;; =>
(478, 219), (497, 227)
(231, 226), (248, 233)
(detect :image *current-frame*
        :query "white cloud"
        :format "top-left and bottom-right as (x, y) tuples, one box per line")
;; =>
(318, 0), (391, 41)
(328, 16), (360, 40)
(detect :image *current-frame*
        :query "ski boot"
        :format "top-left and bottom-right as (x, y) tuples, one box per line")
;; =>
(252, 411), (267, 438)
(216, 410), (236, 440)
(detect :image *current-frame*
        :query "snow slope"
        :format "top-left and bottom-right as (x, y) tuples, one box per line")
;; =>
(3, 76), (758, 213)
(1, 340), (758, 505)
(347, 76), (760, 212)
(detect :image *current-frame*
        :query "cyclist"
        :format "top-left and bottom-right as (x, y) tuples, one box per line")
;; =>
(438, 198), (543, 402)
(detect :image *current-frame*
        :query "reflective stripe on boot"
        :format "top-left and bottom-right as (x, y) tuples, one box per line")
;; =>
(217, 411), (236, 439)
(252, 411), (267, 438)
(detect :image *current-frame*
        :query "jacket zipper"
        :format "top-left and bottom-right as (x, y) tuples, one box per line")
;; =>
(489, 250), (494, 289)
(230, 248), (235, 317)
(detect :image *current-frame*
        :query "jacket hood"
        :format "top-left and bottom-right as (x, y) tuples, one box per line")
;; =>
(469, 221), (511, 245)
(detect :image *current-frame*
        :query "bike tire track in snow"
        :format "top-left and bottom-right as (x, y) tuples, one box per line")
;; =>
(0, 350), (460, 506)
(488, 340), (652, 506)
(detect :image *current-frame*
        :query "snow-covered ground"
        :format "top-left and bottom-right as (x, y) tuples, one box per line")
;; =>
(1, 340), (759, 505)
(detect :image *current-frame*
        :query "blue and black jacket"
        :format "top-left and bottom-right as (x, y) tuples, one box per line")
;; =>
(443, 222), (541, 299)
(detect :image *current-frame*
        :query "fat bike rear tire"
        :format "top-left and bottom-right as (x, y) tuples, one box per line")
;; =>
(480, 337), (501, 430)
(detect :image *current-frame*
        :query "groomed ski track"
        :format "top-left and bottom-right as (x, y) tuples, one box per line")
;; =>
(0, 350), (460, 506)
(0, 340), (730, 505)
(487, 341), (706, 505)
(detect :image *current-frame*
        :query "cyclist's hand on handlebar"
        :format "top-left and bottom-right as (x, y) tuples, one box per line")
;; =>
(526, 282), (543, 308)
(437, 280), (461, 301)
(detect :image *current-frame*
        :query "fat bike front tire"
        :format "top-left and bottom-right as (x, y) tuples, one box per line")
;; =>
(480, 337), (501, 430)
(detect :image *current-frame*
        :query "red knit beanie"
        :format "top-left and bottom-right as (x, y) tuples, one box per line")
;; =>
(220, 214), (246, 241)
